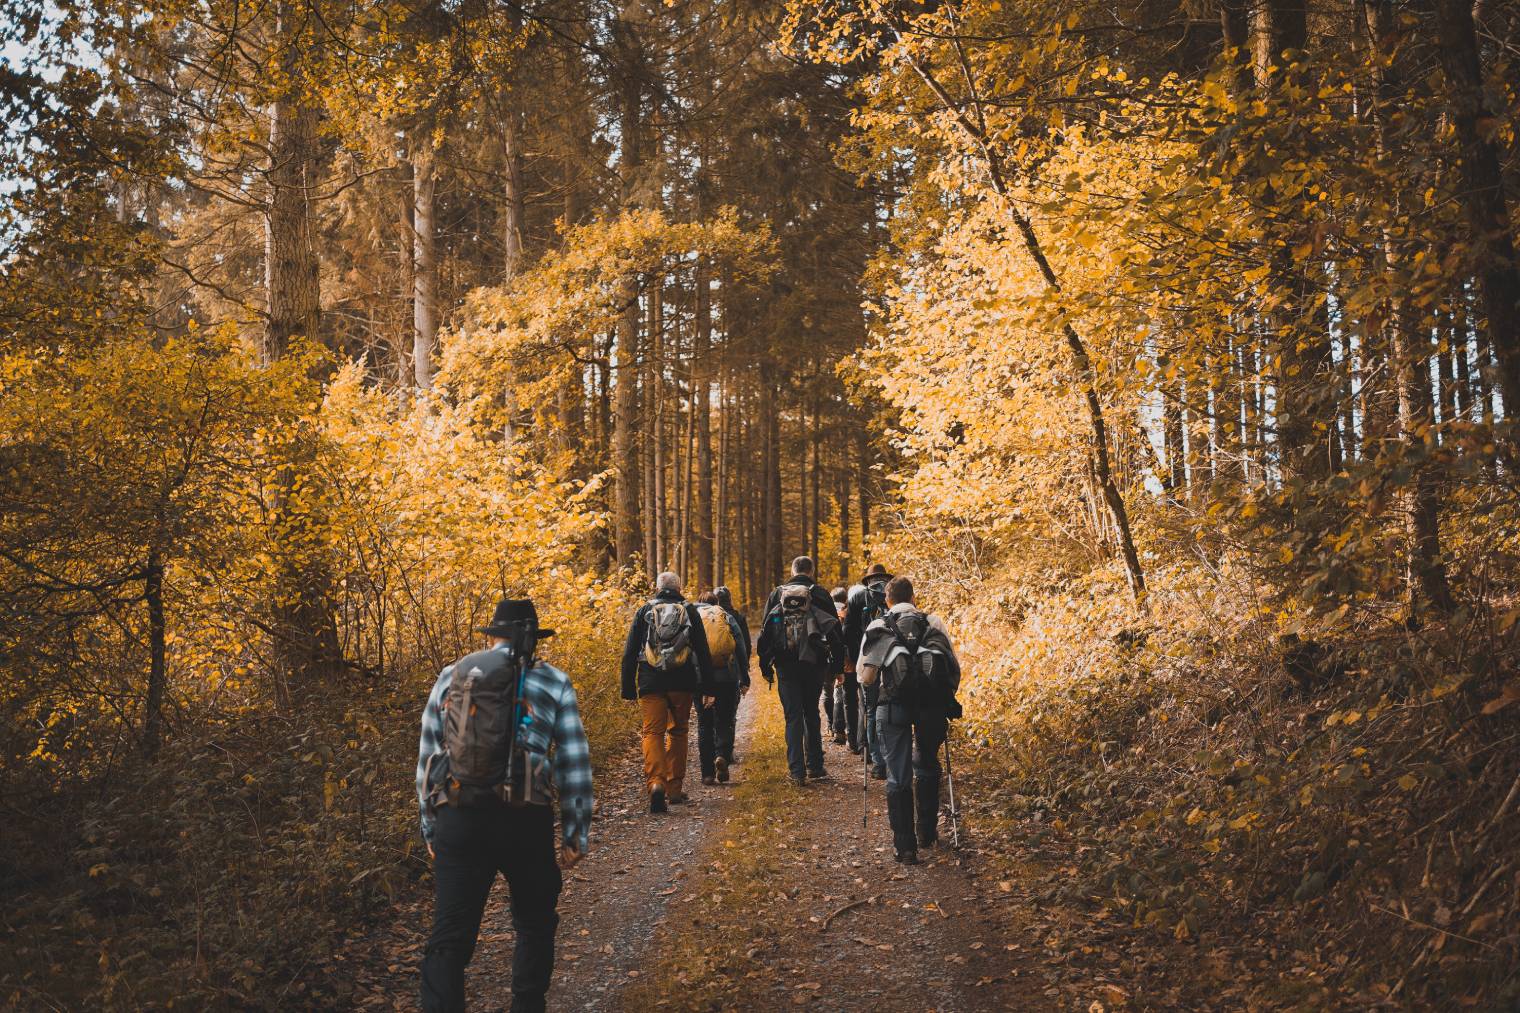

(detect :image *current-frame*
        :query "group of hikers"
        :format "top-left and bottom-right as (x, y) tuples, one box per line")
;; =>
(414, 556), (961, 1012)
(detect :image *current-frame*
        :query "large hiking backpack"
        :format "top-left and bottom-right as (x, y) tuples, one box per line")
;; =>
(772, 582), (825, 665)
(439, 648), (531, 806)
(878, 610), (954, 708)
(696, 603), (736, 668)
(643, 600), (693, 670)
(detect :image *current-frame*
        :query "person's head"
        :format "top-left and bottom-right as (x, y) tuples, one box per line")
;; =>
(714, 586), (733, 609)
(655, 571), (682, 596)
(478, 598), (556, 647)
(885, 575), (914, 606)
(831, 586), (847, 604)
(697, 591), (718, 605)
(791, 555), (815, 577)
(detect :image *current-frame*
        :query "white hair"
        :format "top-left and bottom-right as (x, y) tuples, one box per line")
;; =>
(655, 571), (682, 594)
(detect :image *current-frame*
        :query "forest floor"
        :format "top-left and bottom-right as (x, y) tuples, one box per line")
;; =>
(325, 684), (1237, 1012)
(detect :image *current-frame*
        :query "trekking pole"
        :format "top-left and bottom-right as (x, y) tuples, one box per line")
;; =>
(861, 721), (869, 831)
(943, 733), (961, 848)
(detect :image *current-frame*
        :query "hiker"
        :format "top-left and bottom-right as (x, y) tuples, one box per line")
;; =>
(829, 586), (850, 745)
(758, 556), (845, 786)
(695, 591), (749, 784)
(713, 585), (750, 766)
(620, 572), (716, 812)
(857, 576), (961, 865)
(416, 598), (592, 1013)
(846, 564), (893, 778)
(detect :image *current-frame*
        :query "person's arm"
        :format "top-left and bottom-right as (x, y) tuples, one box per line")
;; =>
(415, 666), (453, 846)
(843, 590), (864, 659)
(756, 614), (776, 684)
(825, 616), (846, 676)
(620, 608), (645, 700)
(550, 673), (593, 856)
(858, 662), (880, 687)
(728, 614), (751, 688)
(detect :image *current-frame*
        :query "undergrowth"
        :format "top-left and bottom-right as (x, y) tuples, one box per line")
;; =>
(947, 560), (1520, 1007)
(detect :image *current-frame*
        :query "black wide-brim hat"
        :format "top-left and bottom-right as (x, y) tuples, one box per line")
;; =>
(860, 564), (893, 585)
(479, 598), (556, 639)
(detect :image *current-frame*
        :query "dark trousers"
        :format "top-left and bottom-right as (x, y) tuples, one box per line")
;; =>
(838, 672), (860, 748)
(697, 683), (739, 777)
(877, 702), (947, 851)
(776, 670), (826, 779)
(421, 803), (563, 1013)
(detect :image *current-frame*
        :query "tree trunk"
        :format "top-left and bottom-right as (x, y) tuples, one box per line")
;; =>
(502, 104), (526, 280)
(264, 0), (338, 689)
(141, 549), (166, 757)
(612, 16), (644, 567)
(411, 132), (438, 389)
(694, 258), (715, 586)
(1434, 0), (1520, 421)
(1369, 0), (1455, 613)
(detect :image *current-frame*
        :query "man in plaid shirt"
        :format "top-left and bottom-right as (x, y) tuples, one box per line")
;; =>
(415, 598), (593, 1013)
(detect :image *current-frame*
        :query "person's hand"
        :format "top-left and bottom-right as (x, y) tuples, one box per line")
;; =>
(702, 695), (716, 708)
(560, 844), (584, 869)
(427, 842), (435, 860)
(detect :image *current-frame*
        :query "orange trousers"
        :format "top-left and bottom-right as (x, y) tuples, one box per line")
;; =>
(639, 691), (693, 795)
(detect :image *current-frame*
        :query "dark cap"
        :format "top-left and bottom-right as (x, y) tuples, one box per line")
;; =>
(478, 598), (555, 639)
(861, 563), (892, 585)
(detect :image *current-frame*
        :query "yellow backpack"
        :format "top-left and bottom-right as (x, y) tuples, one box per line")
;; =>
(696, 604), (736, 668)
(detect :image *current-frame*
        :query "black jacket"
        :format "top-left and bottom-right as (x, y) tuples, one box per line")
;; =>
(844, 574), (890, 664)
(757, 576), (845, 681)
(620, 590), (715, 699)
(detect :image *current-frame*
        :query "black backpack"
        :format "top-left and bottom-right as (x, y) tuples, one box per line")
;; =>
(861, 582), (888, 628)
(878, 610), (953, 708)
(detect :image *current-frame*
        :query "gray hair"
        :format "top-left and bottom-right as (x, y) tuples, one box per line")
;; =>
(655, 571), (682, 594)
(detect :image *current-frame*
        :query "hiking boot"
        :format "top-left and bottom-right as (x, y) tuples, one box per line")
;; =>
(894, 848), (919, 865)
(809, 769), (830, 783)
(669, 790), (690, 804)
(789, 775), (807, 788)
(849, 740), (862, 755)
(917, 830), (938, 849)
(650, 786), (668, 814)
(715, 757), (729, 783)
(870, 763), (887, 780)
(833, 731), (847, 745)
(701, 776), (717, 786)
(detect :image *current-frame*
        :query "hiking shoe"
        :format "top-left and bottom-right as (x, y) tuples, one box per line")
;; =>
(870, 764), (887, 780)
(650, 786), (668, 814)
(833, 731), (847, 745)
(918, 832), (938, 849)
(701, 776), (717, 786)
(669, 790), (690, 804)
(894, 848), (919, 865)
(789, 775), (807, 788)
(809, 770), (831, 783)
(715, 757), (730, 783)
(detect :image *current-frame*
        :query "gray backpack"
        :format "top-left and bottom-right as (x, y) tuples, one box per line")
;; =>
(642, 600), (693, 670)
(439, 648), (531, 806)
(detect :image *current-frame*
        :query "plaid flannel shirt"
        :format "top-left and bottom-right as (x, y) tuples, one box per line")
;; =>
(416, 646), (593, 852)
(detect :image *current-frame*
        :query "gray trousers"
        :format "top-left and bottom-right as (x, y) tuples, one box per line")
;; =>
(876, 702), (947, 850)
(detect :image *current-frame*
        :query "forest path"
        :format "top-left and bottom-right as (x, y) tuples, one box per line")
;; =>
(332, 685), (1069, 1012)
(328, 694), (758, 1010)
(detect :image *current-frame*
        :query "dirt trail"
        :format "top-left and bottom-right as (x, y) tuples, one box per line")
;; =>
(335, 687), (1054, 1011)
(330, 697), (758, 1010)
